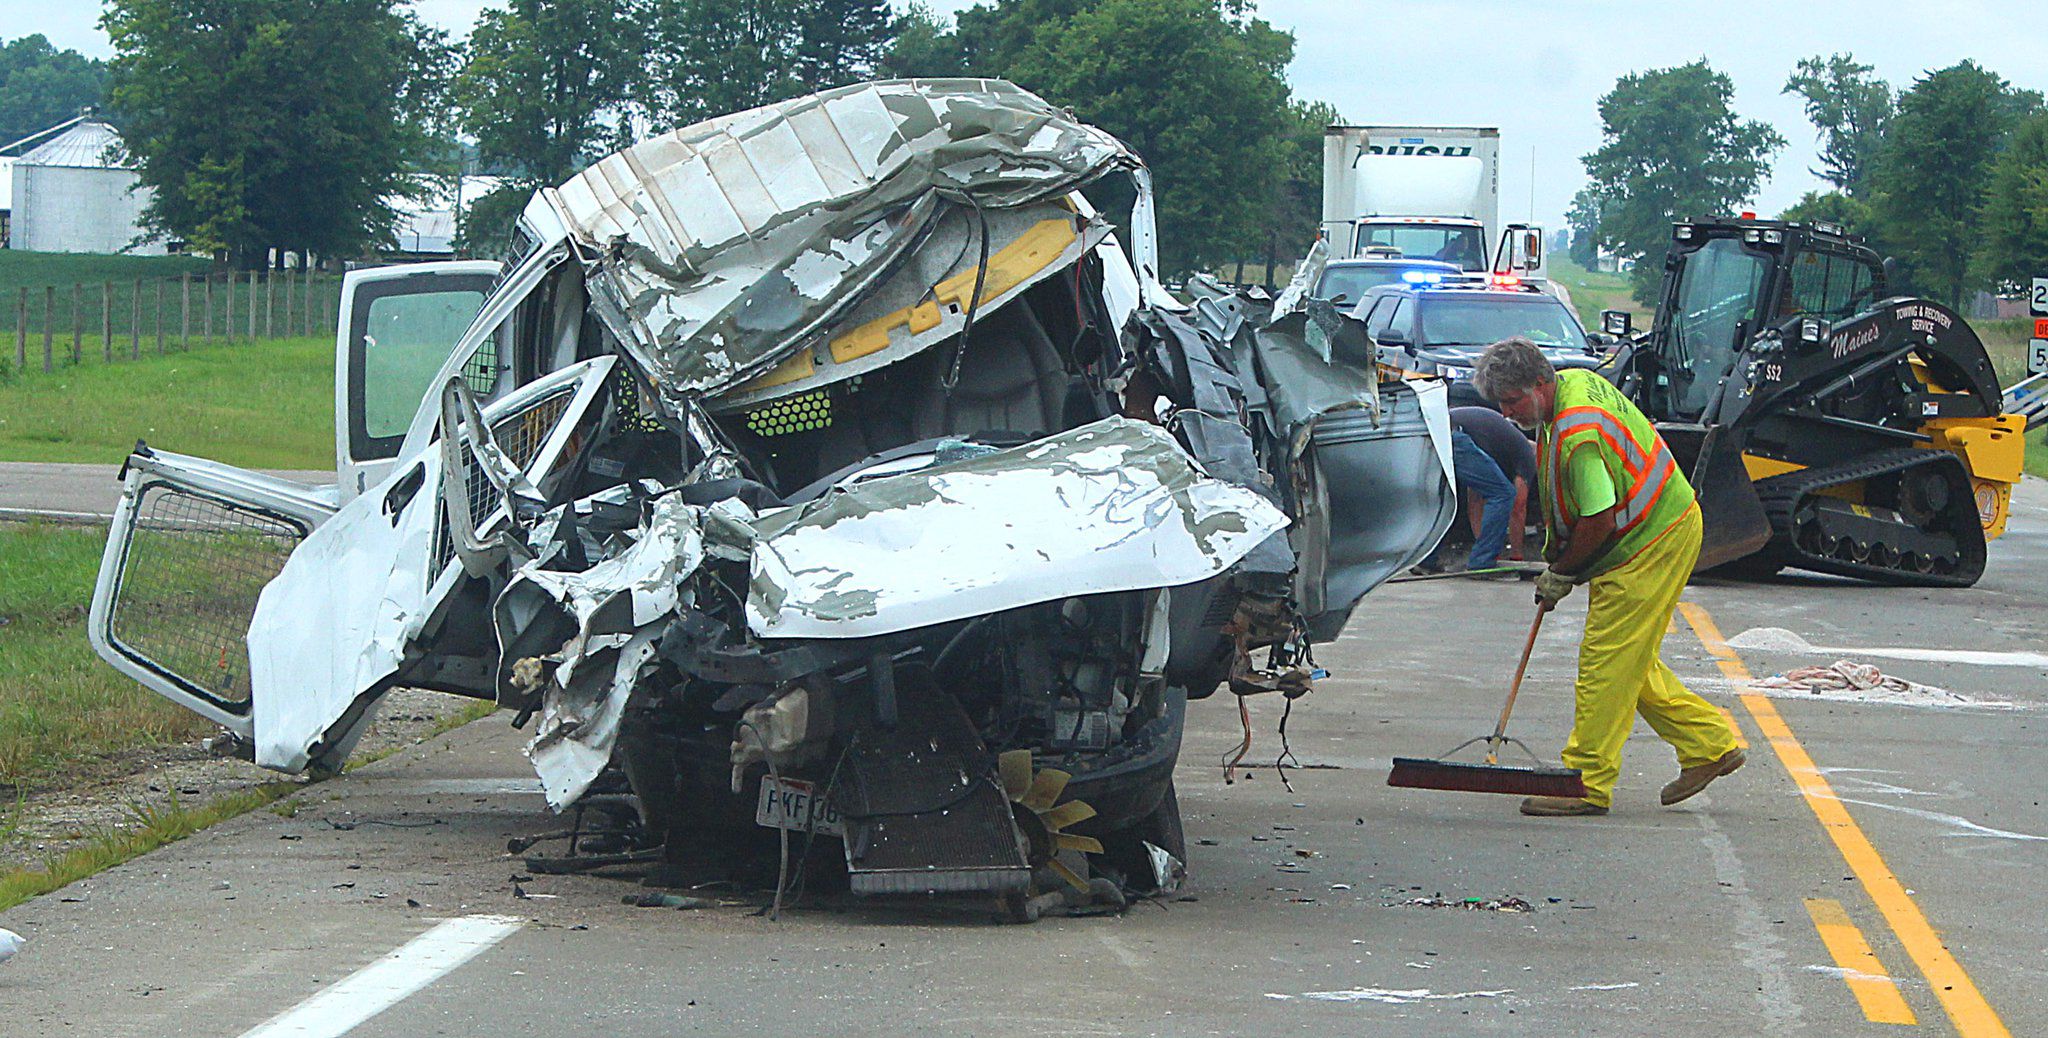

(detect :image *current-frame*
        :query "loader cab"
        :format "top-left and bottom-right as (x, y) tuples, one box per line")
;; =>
(1638, 218), (1885, 422)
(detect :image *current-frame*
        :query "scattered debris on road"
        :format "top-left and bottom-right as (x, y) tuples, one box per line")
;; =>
(1397, 894), (1535, 912)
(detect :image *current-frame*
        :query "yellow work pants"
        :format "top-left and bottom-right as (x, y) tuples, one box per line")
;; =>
(1562, 504), (1737, 807)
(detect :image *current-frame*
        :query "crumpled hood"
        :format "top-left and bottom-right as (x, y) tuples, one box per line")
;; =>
(550, 78), (1137, 413)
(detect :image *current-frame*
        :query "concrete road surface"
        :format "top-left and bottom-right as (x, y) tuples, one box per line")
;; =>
(0, 462), (331, 522)
(3, 483), (2044, 1037)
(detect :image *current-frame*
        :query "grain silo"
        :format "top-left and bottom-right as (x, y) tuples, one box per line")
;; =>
(9, 116), (166, 254)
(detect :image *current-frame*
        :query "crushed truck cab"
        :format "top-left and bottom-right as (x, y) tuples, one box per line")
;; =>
(86, 80), (1455, 913)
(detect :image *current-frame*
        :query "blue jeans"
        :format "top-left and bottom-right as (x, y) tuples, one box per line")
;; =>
(1451, 429), (1515, 568)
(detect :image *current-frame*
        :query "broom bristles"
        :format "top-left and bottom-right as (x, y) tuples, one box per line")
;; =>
(1387, 757), (1588, 798)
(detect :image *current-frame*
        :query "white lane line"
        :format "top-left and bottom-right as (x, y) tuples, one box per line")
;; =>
(1724, 627), (2048, 668)
(1824, 796), (2048, 842)
(238, 915), (523, 1038)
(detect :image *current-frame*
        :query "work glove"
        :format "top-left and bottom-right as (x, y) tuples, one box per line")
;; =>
(1533, 567), (1576, 608)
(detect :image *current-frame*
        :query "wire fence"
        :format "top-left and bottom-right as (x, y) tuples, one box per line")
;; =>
(2, 270), (344, 375)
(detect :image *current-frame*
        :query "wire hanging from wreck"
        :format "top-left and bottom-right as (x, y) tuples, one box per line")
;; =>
(735, 718), (789, 922)
(941, 194), (994, 393)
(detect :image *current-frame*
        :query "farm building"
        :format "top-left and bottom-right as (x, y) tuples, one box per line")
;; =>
(7, 115), (167, 255)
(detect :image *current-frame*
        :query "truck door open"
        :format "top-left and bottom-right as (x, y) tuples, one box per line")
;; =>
(337, 261), (502, 501)
(87, 452), (338, 740)
(1494, 224), (1545, 279)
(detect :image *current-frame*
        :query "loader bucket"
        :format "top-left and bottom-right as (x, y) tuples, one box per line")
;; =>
(1656, 423), (1771, 572)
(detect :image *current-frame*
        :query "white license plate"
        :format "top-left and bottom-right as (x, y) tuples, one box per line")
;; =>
(755, 776), (843, 837)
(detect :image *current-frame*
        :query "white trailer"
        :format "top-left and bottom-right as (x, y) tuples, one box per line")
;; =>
(1321, 125), (1544, 282)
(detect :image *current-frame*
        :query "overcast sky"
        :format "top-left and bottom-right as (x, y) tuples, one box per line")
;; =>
(12, 0), (2047, 231)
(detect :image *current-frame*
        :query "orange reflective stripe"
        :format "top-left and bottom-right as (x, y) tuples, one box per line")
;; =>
(1545, 408), (1674, 533)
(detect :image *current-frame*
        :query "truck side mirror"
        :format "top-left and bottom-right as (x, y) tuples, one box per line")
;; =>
(1377, 328), (1412, 349)
(1600, 309), (1633, 337)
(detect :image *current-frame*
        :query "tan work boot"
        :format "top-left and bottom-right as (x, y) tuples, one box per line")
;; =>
(1520, 796), (1607, 817)
(1661, 748), (1747, 806)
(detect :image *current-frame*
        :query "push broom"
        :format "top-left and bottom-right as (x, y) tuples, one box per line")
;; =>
(1387, 603), (1587, 797)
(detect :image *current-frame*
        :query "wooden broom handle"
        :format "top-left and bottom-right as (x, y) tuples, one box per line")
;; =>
(1486, 603), (1549, 760)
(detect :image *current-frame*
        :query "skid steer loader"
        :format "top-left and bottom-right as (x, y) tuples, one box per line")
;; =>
(1601, 216), (2026, 587)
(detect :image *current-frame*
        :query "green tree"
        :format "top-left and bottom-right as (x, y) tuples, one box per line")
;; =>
(879, 2), (967, 79)
(1580, 59), (1786, 302)
(1565, 186), (1602, 268)
(0, 35), (108, 147)
(1971, 111), (2048, 293)
(1779, 189), (1876, 240)
(453, 0), (645, 186)
(640, 0), (800, 127)
(1869, 61), (2041, 307)
(970, 0), (1297, 275)
(1248, 98), (1337, 287)
(1782, 53), (1892, 196)
(790, 0), (894, 89)
(103, 0), (444, 266)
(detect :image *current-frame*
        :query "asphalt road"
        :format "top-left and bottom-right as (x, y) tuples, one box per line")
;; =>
(0, 462), (332, 522)
(2, 483), (2043, 1037)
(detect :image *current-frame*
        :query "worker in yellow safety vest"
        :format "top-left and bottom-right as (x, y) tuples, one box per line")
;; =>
(1471, 337), (1745, 816)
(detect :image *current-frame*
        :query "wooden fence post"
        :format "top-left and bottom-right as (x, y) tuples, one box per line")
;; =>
(181, 273), (191, 348)
(13, 287), (24, 372)
(265, 269), (275, 338)
(43, 286), (54, 372)
(70, 282), (81, 364)
(203, 274), (214, 341)
(247, 271), (257, 340)
(100, 281), (111, 362)
(131, 279), (142, 359)
(282, 268), (294, 339)
(225, 272), (236, 341)
(156, 279), (165, 354)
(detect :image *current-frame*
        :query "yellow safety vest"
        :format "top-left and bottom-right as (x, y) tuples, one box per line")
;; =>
(1537, 370), (1695, 575)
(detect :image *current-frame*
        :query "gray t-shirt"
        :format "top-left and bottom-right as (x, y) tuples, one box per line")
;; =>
(1451, 406), (1536, 484)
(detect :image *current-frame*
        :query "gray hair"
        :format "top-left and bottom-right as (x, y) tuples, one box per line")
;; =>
(1472, 337), (1556, 402)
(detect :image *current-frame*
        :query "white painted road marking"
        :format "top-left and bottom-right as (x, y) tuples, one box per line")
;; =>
(1725, 626), (2048, 668)
(237, 915), (523, 1038)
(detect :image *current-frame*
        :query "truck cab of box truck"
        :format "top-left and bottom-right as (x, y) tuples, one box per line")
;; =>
(1322, 125), (1549, 286)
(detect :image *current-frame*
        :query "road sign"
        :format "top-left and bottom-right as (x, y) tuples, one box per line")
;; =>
(2033, 277), (2048, 316)
(2030, 337), (2048, 374)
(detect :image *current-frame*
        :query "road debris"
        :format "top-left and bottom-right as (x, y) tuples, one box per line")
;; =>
(0, 927), (22, 965)
(1397, 895), (1535, 912)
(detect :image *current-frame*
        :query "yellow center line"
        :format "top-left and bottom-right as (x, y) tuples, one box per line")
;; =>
(1678, 600), (2010, 1038)
(1806, 897), (1919, 1025)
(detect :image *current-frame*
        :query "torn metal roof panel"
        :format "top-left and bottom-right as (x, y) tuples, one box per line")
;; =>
(551, 79), (1137, 410)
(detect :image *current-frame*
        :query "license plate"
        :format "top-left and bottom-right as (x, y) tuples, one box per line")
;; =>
(755, 776), (843, 837)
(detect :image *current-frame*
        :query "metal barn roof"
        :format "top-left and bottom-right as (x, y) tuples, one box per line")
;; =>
(17, 120), (131, 170)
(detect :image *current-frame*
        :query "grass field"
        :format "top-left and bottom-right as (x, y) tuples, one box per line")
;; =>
(0, 251), (211, 296)
(0, 522), (214, 790)
(0, 335), (334, 470)
(1547, 254), (1651, 331)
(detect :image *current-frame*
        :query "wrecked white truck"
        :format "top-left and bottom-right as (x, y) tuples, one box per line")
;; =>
(85, 81), (1454, 915)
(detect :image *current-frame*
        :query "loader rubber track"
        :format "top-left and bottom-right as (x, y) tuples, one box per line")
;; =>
(1751, 447), (1985, 588)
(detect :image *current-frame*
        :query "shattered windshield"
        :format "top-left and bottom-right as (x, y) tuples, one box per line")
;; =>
(1664, 238), (1769, 417)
